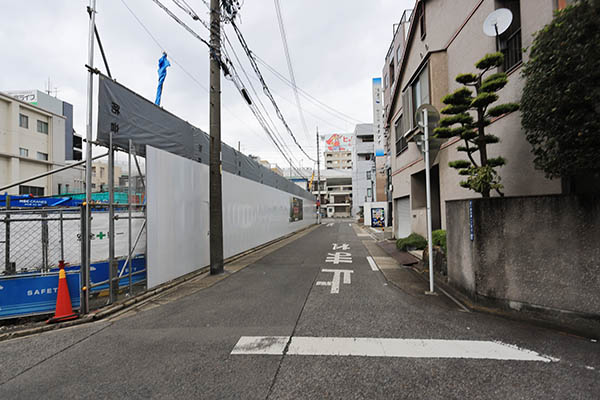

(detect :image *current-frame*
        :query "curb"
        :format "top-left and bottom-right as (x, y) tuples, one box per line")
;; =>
(0, 223), (319, 343)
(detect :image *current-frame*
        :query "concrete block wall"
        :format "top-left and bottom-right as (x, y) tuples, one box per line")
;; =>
(446, 195), (600, 316)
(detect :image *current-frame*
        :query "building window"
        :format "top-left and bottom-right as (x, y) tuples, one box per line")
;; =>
(19, 185), (44, 196)
(37, 152), (48, 161)
(419, 2), (426, 39)
(19, 113), (29, 128)
(396, 45), (403, 65)
(92, 166), (96, 177)
(389, 60), (395, 85)
(408, 64), (430, 129)
(394, 117), (408, 156)
(367, 188), (372, 198)
(384, 74), (389, 89)
(366, 171), (372, 180)
(497, 0), (522, 72)
(19, 148), (29, 157)
(37, 120), (49, 134)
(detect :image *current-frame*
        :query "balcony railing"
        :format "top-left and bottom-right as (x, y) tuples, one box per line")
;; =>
(501, 28), (522, 72)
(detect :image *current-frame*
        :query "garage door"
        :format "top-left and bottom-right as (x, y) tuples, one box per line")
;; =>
(395, 196), (410, 239)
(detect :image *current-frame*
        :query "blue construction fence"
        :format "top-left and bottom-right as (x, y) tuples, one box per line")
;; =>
(0, 257), (146, 319)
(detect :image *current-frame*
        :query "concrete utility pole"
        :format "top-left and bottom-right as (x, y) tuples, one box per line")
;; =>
(316, 127), (321, 224)
(209, 0), (224, 275)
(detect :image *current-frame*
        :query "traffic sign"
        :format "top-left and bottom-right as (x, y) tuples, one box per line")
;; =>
(415, 104), (440, 129)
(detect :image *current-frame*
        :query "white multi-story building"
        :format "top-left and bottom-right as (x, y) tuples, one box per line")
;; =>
(0, 91), (84, 196)
(351, 123), (375, 216)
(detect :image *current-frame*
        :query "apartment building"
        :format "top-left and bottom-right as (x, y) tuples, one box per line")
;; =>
(311, 169), (352, 218)
(351, 123), (376, 216)
(0, 92), (68, 196)
(91, 161), (122, 191)
(384, 0), (569, 239)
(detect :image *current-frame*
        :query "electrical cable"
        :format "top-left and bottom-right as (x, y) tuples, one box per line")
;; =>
(253, 53), (364, 125)
(273, 0), (310, 141)
(123, 0), (308, 177)
(229, 19), (316, 162)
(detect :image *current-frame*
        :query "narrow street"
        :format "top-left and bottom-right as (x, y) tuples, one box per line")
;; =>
(0, 221), (598, 399)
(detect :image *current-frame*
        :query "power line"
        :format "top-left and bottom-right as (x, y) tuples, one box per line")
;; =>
(120, 0), (209, 91)
(253, 53), (364, 125)
(150, 0), (212, 49)
(273, 0), (310, 141)
(122, 0), (307, 177)
(221, 38), (308, 178)
(229, 19), (316, 162)
(221, 32), (304, 167)
(169, 0), (310, 171)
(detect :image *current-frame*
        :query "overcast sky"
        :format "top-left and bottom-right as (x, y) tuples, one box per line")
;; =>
(0, 0), (414, 170)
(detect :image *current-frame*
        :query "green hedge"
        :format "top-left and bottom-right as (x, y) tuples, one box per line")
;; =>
(396, 233), (427, 251)
(432, 229), (447, 253)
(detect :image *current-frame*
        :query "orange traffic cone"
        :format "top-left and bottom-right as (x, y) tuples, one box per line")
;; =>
(47, 260), (78, 323)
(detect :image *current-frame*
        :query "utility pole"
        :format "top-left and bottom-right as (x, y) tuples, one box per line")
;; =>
(209, 0), (224, 275)
(316, 127), (321, 224)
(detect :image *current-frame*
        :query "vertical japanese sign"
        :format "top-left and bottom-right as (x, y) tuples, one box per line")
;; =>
(372, 77), (384, 156)
(373, 77), (386, 202)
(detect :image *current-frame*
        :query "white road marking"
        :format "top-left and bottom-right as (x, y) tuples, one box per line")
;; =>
(326, 223), (334, 227)
(348, 223), (352, 226)
(356, 233), (371, 237)
(231, 336), (558, 362)
(231, 336), (288, 355)
(366, 256), (379, 271)
(326, 252), (352, 264)
(316, 269), (353, 294)
(332, 243), (350, 250)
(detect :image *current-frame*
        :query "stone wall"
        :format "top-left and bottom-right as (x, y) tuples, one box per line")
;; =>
(446, 195), (600, 316)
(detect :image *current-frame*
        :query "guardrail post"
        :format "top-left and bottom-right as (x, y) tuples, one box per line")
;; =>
(41, 211), (49, 272)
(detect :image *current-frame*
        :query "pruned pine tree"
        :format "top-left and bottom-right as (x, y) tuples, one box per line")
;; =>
(433, 52), (519, 197)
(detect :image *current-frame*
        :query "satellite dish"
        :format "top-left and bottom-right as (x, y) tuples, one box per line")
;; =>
(483, 8), (513, 37)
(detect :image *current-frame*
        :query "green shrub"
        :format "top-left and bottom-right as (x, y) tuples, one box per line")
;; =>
(396, 233), (427, 251)
(432, 229), (447, 253)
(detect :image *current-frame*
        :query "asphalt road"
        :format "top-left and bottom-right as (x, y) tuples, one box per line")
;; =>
(0, 221), (598, 399)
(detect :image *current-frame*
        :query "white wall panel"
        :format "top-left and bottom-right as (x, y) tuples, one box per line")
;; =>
(147, 146), (315, 288)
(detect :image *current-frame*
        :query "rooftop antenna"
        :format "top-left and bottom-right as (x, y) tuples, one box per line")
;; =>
(483, 8), (513, 51)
